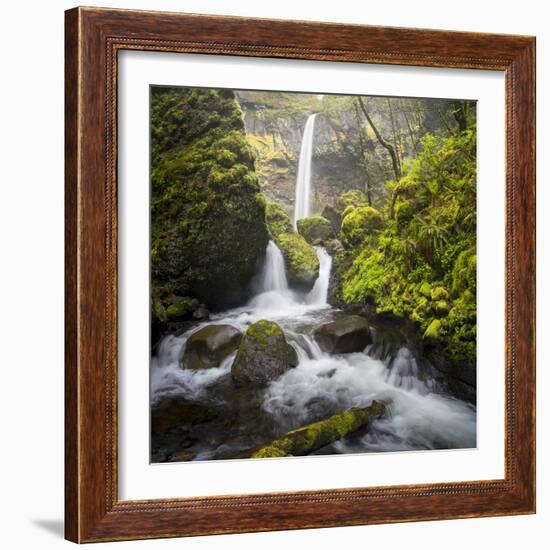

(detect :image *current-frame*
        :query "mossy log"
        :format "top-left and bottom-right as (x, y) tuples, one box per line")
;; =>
(246, 401), (386, 458)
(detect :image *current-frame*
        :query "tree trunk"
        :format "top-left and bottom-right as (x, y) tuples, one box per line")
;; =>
(358, 97), (401, 182)
(353, 100), (373, 205)
(451, 100), (468, 132)
(242, 401), (386, 458)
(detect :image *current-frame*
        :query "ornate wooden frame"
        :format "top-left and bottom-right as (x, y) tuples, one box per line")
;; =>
(65, 6), (536, 543)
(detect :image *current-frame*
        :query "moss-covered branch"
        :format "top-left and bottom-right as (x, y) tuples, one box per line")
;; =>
(245, 401), (386, 458)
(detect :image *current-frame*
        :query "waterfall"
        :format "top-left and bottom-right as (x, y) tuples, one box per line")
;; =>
(293, 113), (318, 228)
(259, 240), (289, 293)
(306, 247), (332, 305)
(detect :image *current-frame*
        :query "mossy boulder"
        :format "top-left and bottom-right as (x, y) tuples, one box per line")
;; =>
(164, 296), (200, 322)
(431, 286), (449, 301)
(265, 200), (293, 239)
(423, 319), (443, 343)
(231, 320), (298, 387)
(297, 215), (334, 246)
(340, 206), (383, 248)
(418, 282), (432, 298)
(313, 315), (372, 354)
(338, 189), (369, 210)
(180, 324), (242, 370)
(151, 87), (270, 310)
(276, 232), (320, 292)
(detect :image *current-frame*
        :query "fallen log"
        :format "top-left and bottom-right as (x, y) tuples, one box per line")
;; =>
(245, 401), (386, 458)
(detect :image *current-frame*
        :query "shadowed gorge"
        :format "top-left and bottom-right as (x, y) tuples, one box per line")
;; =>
(150, 86), (477, 463)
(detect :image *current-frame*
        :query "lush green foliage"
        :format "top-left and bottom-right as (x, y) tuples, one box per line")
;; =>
(337, 126), (477, 363)
(265, 200), (293, 239)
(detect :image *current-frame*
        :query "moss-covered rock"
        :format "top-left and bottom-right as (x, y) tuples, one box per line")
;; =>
(313, 315), (372, 354)
(431, 286), (449, 301)
(297, 215), (334, 246)
(418, 282), (432, 298)
(339, 189), (369, 210)
(180, 324), (242, 370)
(423, 319), (443, 343)
(151, 87), (269, 311)
(248, 401), (386, 458)
(165, 296), (200, 322)
(340, 206), (383, 248)
(265, 200), (293, 239)
(276, 232), (320, 291)
(231, 320), (298, 387)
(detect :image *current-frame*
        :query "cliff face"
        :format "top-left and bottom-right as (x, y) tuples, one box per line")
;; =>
(236, 91), (369, 216)
(236, 92), (460, 221)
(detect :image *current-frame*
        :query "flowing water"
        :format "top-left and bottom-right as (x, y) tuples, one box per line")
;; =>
(151, 241), (476, 461)
(150, 113), (475, 462)
(293, 113), (317, 228)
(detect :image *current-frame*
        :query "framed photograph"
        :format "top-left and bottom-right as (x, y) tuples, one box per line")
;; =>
(65, 7), (536, 543)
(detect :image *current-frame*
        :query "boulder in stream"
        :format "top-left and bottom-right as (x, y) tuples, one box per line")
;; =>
(276, 232), (320, 292)
(231, 320), (298, 387)
(297, 215), (334, 246)
(180, 324), (242, 370)
(314, 315), (372, 354)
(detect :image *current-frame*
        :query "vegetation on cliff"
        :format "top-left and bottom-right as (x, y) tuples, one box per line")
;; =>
(334, 120), (477, 364)
(150, 87), (269, 330)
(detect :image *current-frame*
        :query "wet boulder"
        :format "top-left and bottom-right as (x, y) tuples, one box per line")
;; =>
(314, 315), (372, 354)
(297, 215), (334, 246)
(180, 324), (242, 370)
(265, 200), (293, 239)
(276, 232), (319, 292)
(231, 320), (298, 387)
(151, 397), (220, 435)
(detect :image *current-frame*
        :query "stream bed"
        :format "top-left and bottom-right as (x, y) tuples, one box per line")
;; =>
(151, 243), (476, 462)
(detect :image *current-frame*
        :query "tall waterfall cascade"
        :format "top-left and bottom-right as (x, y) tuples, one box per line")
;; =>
(293, 113), (318, 228)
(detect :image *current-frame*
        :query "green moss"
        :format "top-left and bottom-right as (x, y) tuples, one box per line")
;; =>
(452, 247), (476, 294)
(332, 126), (477, 364)
(431, 286), (449, 301)
(423, 319), (443, 342)
(296, 215), (333, 245)
(164, 297), (195, 320)
(265, 200), (293, 239)
(340, 206), (383, 248)
(150, 87), (269, 311)
(245, 319), (284, 348)
(251, 445), (291, 458)
(419, 282), (432, 298)
(250, 402), (385, 458)
(276, 232), (320, 290)
(339, 189), (368, 209)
